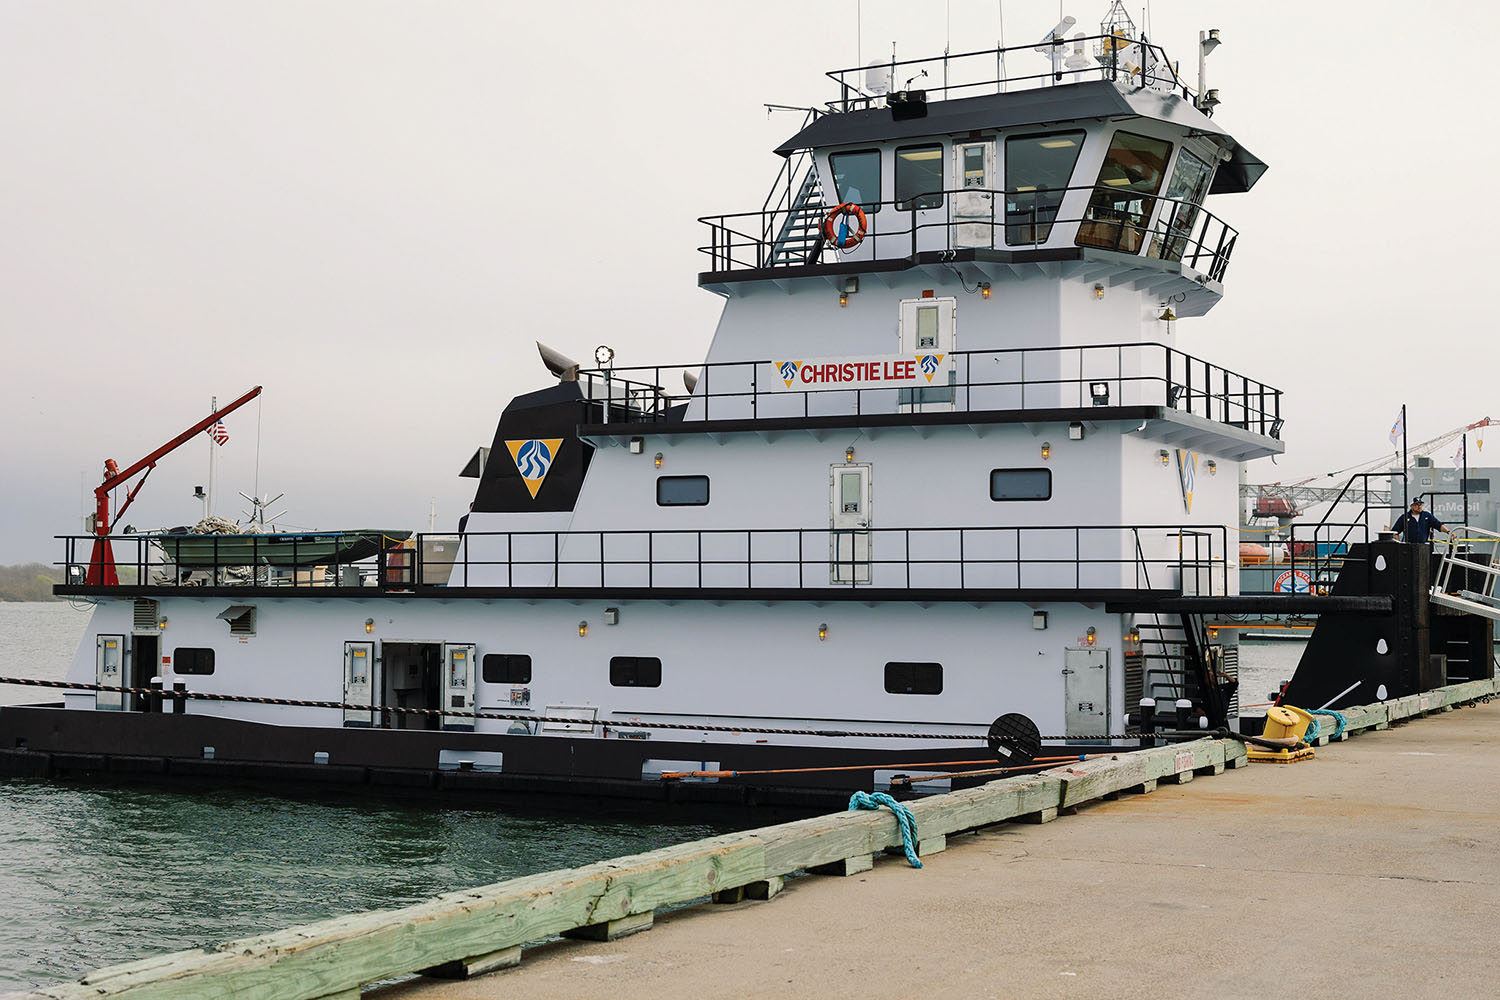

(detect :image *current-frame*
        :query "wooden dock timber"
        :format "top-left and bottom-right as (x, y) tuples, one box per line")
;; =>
(7, 675), (1495, 1000)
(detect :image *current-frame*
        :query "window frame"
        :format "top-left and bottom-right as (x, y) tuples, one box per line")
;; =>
(989, 468), (1053, 502)
(1076, 129), (1175, 253)
(609, 656), (663, 688)
(884, 661), (943, 695)
(656, 475), (710, 507)
(828, 148), (882, 215)
(481, 653), (532, 684)
(894, 142), (945, 212)
(173, 647), (215, 676)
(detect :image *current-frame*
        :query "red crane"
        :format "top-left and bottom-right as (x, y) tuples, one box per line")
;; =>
(86, 386), (264, 585)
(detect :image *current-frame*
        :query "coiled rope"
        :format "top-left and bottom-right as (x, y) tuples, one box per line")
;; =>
(848, 791), (922, 868)
(1309, 709), (1347, 740)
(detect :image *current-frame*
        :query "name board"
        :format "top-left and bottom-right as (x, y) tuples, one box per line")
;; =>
(767, 353), (952, 392)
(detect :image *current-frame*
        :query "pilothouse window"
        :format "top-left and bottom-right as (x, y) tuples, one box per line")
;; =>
(1077, 131), (1173, 253)
(895, 144), (944, 211)
(1150, 149), (1214, 262)
(829, 149), (881, 214)
(1005, 130), (1085, 244)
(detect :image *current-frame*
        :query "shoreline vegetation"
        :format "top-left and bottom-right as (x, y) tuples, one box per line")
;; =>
(0, 564), (63, 602)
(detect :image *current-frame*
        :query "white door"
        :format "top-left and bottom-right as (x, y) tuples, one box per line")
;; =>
(343, 641), (374, 727)
(952, 140), (996, 248)
(897, 296), (957, 412)
(442, 643), (477, 730)
(1063, 647), (1109, 737)
(96, 634), (124, 711)
(830, 464), (872, 584)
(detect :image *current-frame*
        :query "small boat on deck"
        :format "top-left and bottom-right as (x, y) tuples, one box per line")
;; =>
(152, 529), (412, 568)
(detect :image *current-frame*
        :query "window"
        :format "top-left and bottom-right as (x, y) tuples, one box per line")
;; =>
(895, 144), (944, 211)
(1149, 149), (1214, 261)
(1462, 478), (1491, 494)
(990, 468), (1052, 501)
(482, 653), (532, 684)
(610, 656), (662, 688)
(657, 475), (709, 506)
(1076, 131), (1173, 253)
(173, 647), (215, 675)
(885, 661), (943, 695)
(829, 149), (881, 214)
(1005, 130), (1085, 244)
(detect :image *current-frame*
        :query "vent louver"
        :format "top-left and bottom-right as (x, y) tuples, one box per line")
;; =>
(217, 605), (257, 637)
(133, 599), (159, 631)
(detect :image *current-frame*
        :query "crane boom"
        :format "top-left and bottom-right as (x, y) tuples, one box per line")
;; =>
(86, 386), (264, 585)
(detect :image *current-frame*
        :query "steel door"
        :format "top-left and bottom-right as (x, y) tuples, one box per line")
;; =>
(830, 464), (872, 584)
(1063, 647), (1109, 737)
(96, 634), (124, 711)
(952, 140), (996, 248)
(442, 643), (477, 730)
(344, 641), (374, 727)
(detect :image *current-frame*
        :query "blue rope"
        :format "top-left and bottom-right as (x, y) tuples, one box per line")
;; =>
(1311, 709), (1347, 739)
(1304, 716), (1321, 742)
(848, 791), (923, 868)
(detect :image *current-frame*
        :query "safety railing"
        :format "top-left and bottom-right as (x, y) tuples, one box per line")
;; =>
(577, 342), (1282, 439)
(823, 33), (1193, 111)
(1432, 526), (1500, 608)
(699, 183), (1238, 281)
(58, 525), (1229, 597)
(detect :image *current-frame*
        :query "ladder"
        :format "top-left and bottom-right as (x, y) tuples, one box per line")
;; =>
(768, 166), (826, 267)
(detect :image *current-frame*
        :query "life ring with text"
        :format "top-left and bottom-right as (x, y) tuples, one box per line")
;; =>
(823, 202), (868, 249)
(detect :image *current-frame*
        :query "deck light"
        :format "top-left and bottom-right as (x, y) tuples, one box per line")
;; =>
(845, 446), (856, 463)
(1089, 382), (1110, 406)
(158, 617), (168, 630)
(1206, 460), (1217, 476)
(1033, 611), (1048, 630)
(818, 623), (828, 641)
(1158, 450), (1171, 466)
(654, 452), (663, 468)
(578, 621), (589, 637)
(980, 282), (991, 299)
(629, 437), (644, 454)
(839, 292), (848, 307)
(1069, 422), (1085, 441)
(1093, 282), (1105, 299)
(364, 618), (374, 634)
(1040, 442), (1051, 461)
(840, 276), (859, 307)
(1126, 627), (1142, 645)
(1086, 627), (1097, 646)
(1209, 625), (1220, 641)
(1269, 418), (1284, 440)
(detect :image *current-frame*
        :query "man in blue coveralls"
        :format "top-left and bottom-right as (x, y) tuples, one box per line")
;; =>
(1391, 498), (1453, 543)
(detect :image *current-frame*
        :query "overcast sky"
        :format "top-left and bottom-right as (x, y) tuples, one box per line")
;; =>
(2, 1), (1495, 565)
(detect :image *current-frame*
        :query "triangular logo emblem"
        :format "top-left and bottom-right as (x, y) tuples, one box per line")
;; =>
(916, 354), (946, 383)
(1176, 449), (1197, 514)
(505, 438), (563, 499)
(776, 360), (801, 388)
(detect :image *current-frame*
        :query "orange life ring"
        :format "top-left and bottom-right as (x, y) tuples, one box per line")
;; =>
(823, 202), (868, 249)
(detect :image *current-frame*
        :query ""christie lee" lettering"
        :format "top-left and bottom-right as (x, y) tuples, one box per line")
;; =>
(799, 360), (916, 384)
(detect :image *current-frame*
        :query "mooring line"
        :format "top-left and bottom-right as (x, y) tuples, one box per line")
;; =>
(659, 754), (1097, 780)
(0, 675), (1142, 745)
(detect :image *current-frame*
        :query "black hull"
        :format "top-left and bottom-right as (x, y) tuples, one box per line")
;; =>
(0, 705), (1087, 811)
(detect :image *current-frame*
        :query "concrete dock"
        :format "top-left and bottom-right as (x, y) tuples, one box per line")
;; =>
(372, 701), (1500, 1000)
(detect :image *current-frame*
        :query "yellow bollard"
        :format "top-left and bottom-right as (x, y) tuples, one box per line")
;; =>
(1248, 705), (1317, 764)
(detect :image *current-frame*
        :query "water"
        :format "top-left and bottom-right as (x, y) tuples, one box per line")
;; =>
(0, 605), (1311, 989)
(0, 603), (731, 990)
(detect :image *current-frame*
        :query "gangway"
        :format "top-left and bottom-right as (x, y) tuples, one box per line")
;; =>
(1431, 528), (1500, 624)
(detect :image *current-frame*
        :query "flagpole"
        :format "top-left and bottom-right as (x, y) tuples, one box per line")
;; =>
(1401, 403), (1408, 510)
(1462, 432), (1469, 528)
(207, 395), (218, 519)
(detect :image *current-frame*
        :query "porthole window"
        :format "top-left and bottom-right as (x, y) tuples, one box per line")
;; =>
(990, 468), (1052, 501)
(482, 653), (532, 684)
(610, 656), (662, 688)
(173, 647), (215, 675)
(657, 475), (709, 506)
(885, 661), (943, 695)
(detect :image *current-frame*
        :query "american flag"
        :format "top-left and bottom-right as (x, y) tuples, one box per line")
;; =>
(207, 419), (229, 446)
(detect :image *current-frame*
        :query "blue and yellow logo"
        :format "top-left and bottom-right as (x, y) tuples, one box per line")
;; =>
(916, 353), (946, 383)
(1176, 449), (1197, 513)
(505, 438), (563, 499)
(777, 360), (801, 388)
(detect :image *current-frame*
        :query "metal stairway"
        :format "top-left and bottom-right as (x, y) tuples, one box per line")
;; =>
(768, 166), (826, 267)
(1431, 526), (1500, 623)
(1130, 614), (1238, 728)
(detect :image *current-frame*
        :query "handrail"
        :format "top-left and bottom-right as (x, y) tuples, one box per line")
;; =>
(822, 33), (1193, 111)
(56, 524), (1229, 597)
(577, 341), (1281, 439)
(699, 182), (1238, 280)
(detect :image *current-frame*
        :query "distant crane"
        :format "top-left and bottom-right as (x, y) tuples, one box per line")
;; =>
(1244, 416), (1493, 521)
(86, 386), (264, 585)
